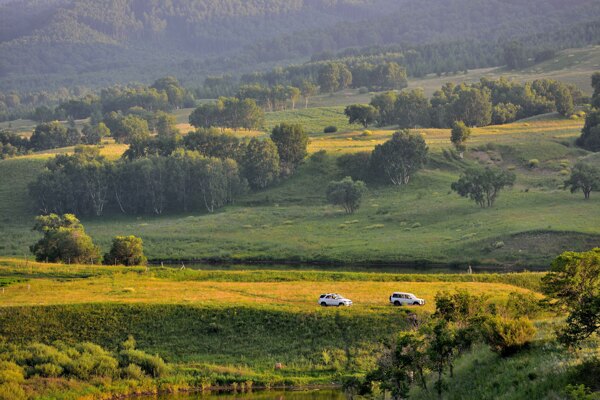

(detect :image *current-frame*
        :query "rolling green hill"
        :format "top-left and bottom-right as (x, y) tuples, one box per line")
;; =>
(1, 114), (598, 268)
(2, 0), (600, 91)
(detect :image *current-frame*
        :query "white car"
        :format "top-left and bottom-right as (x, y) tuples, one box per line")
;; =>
(389, 292), (425, 306)
(318, 293), (353, 307)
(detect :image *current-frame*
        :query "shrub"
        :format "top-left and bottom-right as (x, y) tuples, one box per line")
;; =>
(120, 349), (169, 378)
(326, 177), (366, 214)
(336, 152), (371, 182)
(0, 382), (26, 400)
(0, 361), (24, 384)
(528, 159), (540, 168)
(504, 292), (542, 318)
(103, 236), (147, 266)
(122, 363), (146, 380)
(482, 316), (536, 356)
(33, 362), (63, 377)
(27, 343), (71, 367)
(324, 126), (338, 133)
(361, 130), (372, 136)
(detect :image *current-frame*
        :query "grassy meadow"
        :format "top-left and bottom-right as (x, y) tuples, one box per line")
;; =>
(0, 112), (598, 268)
(0, 258), (597, 399)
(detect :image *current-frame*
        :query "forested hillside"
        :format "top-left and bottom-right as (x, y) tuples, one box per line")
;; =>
(2, 0), (600, 92)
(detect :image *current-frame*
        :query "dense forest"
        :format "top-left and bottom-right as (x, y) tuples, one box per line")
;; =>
(1, 0), (600, 94)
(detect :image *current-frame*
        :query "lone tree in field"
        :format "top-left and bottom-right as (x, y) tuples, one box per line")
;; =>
(450, 121), (471, 158)
(326, 177), (366, 214)
(371, 130), (428, 185)
(270, 123), (308, 173)
(30, 214), (101, 264)
(564, 162), (600, 199)
(103, 235), (147, 266)
(344, 104), (378, 128)
(542, 248), (600, 346)
(451, 166), (516, 208)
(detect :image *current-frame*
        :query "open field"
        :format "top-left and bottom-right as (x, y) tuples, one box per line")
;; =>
(1, 115), (599, 267)
(0, 258), (597, 400)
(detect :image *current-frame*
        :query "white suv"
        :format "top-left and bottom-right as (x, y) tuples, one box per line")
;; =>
(318, 293), (353, 307)
(389, 292), (425, 306)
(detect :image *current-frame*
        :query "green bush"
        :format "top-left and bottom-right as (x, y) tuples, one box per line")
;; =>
(33, 362), (63, 377)
(0, 382), (26, 400)
(323, 125), (338, 133)
(504, 292), (542, 318)
(122, 363), (146, 380)
(482, 316), (536, 356)
(0, 361), (24, 384)
(27, 343), (71, 368)
(120, 349), (169, 378)
(528, 159), (540, 168)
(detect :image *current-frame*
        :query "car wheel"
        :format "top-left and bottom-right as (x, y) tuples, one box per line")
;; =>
(413, 302), (420, 306)
(394, 301), (401, 306)
(338, 303), (344, 307)
(320, 302), (327, 307)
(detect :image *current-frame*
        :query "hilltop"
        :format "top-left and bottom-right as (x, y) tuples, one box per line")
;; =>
(2, 0), (600, 91)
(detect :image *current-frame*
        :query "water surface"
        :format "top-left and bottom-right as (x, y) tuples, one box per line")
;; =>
(145, 389), (346, 400)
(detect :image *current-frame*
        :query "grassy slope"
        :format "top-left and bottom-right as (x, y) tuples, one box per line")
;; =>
(0, 260), (539, 381)
(0, 260), (597, 399)
(1, 116), (598, 268)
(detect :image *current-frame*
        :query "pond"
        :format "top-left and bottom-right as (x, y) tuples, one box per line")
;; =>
(143, 389), (347, 400)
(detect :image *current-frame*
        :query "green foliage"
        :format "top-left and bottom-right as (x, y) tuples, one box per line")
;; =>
(326, 177), (366, 214)
(29, 148), (247, 216)
(492, 102), (521, 125)
(29, 121), (78, 151)
(113, 115), (150, 144)
(450, 121), (471, 156)
(242, 138), (280, 190)
(344, 104), (378, 128)
(183, 128), (242, 161)
(482, 316), (536, 356)
(578, 111), (600, 152)
(370, 130), (428, 185)
(270, 123), (309, 173)
(0, 361), (24, 384)
(542, 248), (600, 345)
(29, 213), (101, 264)
(394, 89), (431, 128)
(0, 382), (26, 400)
(103, 236), (147, 266)
(323, 125), (338, 133)
(564, 162), (600, 199)
(336, 152), (371, 182)
(189, 97), (264, 130)
(0, 130), (28, 159)
(451, 166), (516, 208)
(318, 63), (352, 93)
(370, 91), (397, 127)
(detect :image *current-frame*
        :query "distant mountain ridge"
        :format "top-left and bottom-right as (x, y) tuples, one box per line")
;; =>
(1, 0), (600, 91)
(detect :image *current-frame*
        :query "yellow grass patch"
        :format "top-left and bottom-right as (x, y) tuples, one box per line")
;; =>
(0, 276), (537, 314)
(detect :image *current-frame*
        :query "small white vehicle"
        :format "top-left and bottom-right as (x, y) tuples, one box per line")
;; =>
(318, 293), (353, 307)
(389, 292), (425, 306)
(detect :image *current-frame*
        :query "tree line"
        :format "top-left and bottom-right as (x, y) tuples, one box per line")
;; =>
(344, 77), (583, 130)
(29, 123), (308, 217)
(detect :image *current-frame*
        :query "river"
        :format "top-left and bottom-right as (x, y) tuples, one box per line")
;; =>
(143, 389), (346, 400)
